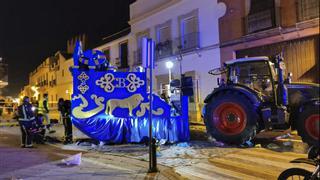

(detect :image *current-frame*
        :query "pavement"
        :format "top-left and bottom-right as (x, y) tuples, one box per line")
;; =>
(0, 121), (312, 180)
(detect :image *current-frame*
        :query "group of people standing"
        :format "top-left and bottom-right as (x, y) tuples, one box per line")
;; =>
(16, 94), (73, 148)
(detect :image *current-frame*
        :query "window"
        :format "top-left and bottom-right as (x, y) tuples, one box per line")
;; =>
(157, 26), (171, 43)
(297, 0), (319, 22)
(119, 41), (128, 68)
(178, 10), (199, 51)
(156, 22), (173, 59)
(181, 16), (198, 36)
(246, 0), (276, 33)
(62, 69), (64, 77)
(103, 48), (111, 62)
(136, 31), (149, 49)
(134, 31), (149, 65)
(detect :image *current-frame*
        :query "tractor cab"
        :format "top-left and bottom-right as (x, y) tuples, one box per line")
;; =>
(225, 57), (277, 100)
(209, 56), (289, 105)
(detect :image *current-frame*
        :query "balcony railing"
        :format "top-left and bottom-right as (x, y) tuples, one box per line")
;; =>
(297, 0), (319, 22)
(132, 32), (200, 65)
(155, 40), (173, 60)
(174, 32), (200, 53)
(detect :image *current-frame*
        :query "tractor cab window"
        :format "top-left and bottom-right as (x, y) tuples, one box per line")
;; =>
(230, 61), (273, 97)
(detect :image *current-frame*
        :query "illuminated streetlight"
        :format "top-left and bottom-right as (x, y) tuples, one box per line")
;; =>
(166, 61), (174, 97)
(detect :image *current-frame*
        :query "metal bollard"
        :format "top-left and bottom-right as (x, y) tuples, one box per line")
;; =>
(148, 137), (158, 173)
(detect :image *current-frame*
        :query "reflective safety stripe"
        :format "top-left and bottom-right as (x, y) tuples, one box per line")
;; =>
(19, 117), (35, 121)
(22, 105), (27, 119)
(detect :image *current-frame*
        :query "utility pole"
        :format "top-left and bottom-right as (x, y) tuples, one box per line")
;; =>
(142, 38), (158, 173)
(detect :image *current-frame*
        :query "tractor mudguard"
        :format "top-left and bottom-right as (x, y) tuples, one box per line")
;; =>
(204, 85), (263, 108)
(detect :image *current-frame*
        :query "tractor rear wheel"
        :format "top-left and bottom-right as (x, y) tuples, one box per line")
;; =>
(297, 104), (319, 147)
(205, 91), (258, 145)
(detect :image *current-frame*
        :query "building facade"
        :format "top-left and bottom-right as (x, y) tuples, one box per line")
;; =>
(0, 57), (8, 91)
(219, 0), (319, 83)
(129, 0), (226, 122)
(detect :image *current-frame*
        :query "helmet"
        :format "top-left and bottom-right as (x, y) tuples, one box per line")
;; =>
(23, 96), (30, 103)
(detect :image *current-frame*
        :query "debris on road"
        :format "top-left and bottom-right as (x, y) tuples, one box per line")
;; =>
(61, 153), (82, 166)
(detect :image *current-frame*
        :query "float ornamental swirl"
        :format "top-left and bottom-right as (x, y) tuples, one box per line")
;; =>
(72, 94), (105, 119)
(126, 73), (145, 92)
(96, 73), (145, 93)
(96, 73), (115, 92)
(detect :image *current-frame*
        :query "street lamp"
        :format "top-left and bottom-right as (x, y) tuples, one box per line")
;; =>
(166, 61), (174, 96)
(166, 61), (174, 82)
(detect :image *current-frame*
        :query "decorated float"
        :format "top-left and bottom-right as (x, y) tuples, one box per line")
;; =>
(70, 42), (190, 143)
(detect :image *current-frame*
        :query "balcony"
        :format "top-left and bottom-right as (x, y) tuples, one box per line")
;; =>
(155, 40), (173, 60)
(133, 32), (200, 65)
(174, 32), (200, 53)
(297, 0), (319, 22)
(245, 9), (276, 34)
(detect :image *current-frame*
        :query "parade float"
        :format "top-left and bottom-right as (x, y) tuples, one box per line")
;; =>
(70, 41), (190, 144)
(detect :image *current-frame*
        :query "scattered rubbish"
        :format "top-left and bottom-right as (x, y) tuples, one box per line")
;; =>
(212, 141), (226, 147)
(177, 142), (189, 147)
(207, 135), (216, 142)
(61, 153), (82, 166)
(158, 139), (166, 145)
(283, 141), (293, 146)
(266, 143), (280, 150)
(240, 140), (255, 148)
(255, 144), (262, 148)
(275, 133), (292, 140)
(76, 141), (92, 146)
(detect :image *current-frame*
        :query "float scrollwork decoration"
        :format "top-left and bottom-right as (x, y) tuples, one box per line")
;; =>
(126, 73), (145, 92)
(96, 73), (115, 92)
(72, 94), (105, 119)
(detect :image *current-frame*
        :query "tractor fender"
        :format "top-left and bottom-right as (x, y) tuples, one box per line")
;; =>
(204, 85), (263, 108)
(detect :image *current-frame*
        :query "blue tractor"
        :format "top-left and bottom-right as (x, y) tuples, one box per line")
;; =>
(203, 55), (319, 147)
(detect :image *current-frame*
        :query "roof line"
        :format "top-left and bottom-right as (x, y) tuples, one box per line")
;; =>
(102, 27), (131, 40)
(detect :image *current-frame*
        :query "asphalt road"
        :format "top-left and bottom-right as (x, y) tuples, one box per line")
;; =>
(0, 124), (313, 180)
(0, 131), (180, 180)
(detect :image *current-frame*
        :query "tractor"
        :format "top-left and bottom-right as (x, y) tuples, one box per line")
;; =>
(203, 54), (319, 147)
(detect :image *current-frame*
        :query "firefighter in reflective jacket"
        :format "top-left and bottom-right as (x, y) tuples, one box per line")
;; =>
(17, 96), (35, 148)
(38, 94), (50, 130)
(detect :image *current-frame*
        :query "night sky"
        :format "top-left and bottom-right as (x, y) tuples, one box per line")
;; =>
(0, 0), (134, 96)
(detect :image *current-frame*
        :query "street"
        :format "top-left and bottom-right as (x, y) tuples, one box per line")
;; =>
(0, 124), (314, 180)
(0, 126), (180, 180)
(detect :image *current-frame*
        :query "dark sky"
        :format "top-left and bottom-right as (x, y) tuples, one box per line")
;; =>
(0, 0), (134, 96)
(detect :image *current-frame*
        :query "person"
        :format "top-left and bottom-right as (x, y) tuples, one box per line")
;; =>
(62, 100), (73, 144)
(58, 98), (64, 124)
(38, 94), (50, 131)
(17, 96), (36, 148)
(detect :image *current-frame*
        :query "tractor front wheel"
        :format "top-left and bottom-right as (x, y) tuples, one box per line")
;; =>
(205, 91), (259, 145)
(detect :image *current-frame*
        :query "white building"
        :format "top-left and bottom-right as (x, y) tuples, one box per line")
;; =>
(128, 0), (226, 122)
